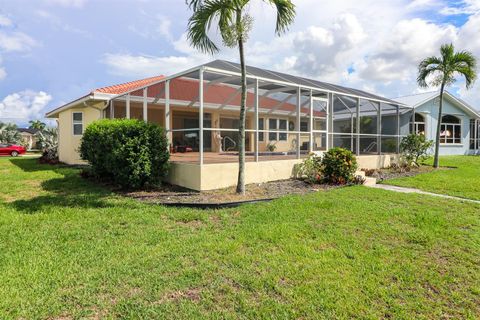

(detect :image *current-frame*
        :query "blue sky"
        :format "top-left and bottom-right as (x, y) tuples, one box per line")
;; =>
(0, 0), (479, 126)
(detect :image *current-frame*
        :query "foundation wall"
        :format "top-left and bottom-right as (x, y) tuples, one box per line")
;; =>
(167, 154), (399, 191)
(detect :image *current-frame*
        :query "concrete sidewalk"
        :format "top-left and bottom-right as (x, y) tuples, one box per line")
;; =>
(370, 184), (480, 204)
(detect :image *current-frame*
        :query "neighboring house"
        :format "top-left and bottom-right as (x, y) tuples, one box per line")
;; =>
(46, 60), (476, 191)
(395, 91), (480, 155)
(17, 128), (39, 150)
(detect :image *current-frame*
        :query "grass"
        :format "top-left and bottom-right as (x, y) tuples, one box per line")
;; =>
(383, 156), (480, 200)
(0, 157), (479, 319)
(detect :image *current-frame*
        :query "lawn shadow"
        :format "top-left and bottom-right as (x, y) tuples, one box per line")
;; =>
(9, 157), (86, 173)
(9, 159), (119, 214)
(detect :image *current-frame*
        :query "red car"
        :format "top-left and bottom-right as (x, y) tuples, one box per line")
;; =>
(0, 144), (26, 157)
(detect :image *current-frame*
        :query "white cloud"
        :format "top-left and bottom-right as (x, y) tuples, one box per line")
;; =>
(35, 9), (92, 38)
(0, 31), (37, 52)
(0, 14), (12, 27)
(44, 0), (87, 8)
(128, 14), (173, 41)
(102, 53), (210, 78)
(0, 91), (53, 121)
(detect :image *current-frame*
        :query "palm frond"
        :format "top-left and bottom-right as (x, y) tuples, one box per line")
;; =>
(264, 0), (296, 34)
(187, 0), (235, 54)
(452, 50), (477, 88)
(186, 0), (203, 11)
(417, 56), (443, 88)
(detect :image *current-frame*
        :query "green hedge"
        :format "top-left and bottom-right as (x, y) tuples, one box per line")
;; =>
(80, 119), (169, 189)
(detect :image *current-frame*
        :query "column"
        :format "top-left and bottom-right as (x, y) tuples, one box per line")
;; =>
(356, 98), (360, 156)
(165, 80), (171, 145)
(143, 88), (148, 122)
(199, 69), (204, 165)
(254, 78), (259, 162)
(296, 87), (301, 159)
(126, 94), (131, 119)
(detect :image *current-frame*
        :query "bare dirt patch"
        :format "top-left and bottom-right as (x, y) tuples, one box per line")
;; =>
(125, 179), (332, 205)
(153, 288), (202, 305)
(364, 165), (453, 182)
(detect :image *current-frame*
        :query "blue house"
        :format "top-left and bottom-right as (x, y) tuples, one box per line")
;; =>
(395, 91), (480, 155)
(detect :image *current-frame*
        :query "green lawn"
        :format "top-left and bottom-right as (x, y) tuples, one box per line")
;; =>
(1, 157), (479, 319)
(383, 156), (480, 201)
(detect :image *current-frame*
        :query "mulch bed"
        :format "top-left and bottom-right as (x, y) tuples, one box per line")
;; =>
(125, 179), (334, 207)
(365, 165), (453, 182)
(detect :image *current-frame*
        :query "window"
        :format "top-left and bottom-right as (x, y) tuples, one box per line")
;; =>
(412, 113), (426, 135)
(72, 112), (83, 135)
(268, 118), (288, 141)
(440, 115), (461, 144)
(258, 118), (264, 142)
(470, 119), (479, 150)
(279, 119), (287, 141)
(268, 119), (277, 141)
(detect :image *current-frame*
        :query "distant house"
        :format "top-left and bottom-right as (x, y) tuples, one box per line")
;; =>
(17, 128), (39, 150)
(45, 60), (480, 190)
(395, 91), (480, 155)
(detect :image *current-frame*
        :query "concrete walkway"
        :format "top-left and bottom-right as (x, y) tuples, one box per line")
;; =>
(370, 184), (480, 204)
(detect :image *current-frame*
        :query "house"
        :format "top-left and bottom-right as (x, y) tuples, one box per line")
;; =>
(17, 128), (39, 150)
(395, 91), (480, 155)
(46, 60), (477, 191)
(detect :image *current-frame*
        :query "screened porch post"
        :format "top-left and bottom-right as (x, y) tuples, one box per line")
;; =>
(296, 87), (301, 159)
(126, 94), (131, 119)
(356, 98), (360, 156)
(165, 80), (171, 146)
(254, 78), (259, 162)
(396, 105), (401, 153)
(309, 90), (313, 152)
(377, 102), (381, 155)
(199, 68), (204, 165)
(143, 88), (148, 122)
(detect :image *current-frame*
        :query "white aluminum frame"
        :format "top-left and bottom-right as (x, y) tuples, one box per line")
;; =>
(107, 62), (412, 164)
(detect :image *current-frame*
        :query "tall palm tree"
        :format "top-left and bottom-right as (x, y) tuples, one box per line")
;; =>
(186, 0), (296, 194)
(29, 120), (46, 131)
(418, 43), (477, 168)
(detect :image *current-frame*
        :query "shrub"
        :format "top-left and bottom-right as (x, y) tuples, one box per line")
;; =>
(321, 147), (358, 185)
(400, 134), (433, 167)
(80, 119), (169, 189)
(294, 153), (323, 184)
(0, 122), (21, 144)
(36, 127), (59, 164)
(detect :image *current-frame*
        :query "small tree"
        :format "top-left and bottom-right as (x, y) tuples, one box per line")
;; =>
(417, 43), (477, 168)
(400, 134), (434, 167)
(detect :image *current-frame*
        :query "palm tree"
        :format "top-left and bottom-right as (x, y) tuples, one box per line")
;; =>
(418, 43), (477, 168)
(29, 120), (46, 131)
(186, 0), (296, 194)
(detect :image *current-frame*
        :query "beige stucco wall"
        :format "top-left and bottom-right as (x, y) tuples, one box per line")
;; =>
(58, 102), (104, 165)
(356, 154), (400, 170)
(166, 159), (303, 191)
(167, 154), (399, 191)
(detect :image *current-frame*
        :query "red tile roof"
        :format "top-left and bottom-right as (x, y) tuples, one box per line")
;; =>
(93, 75), (165, 94)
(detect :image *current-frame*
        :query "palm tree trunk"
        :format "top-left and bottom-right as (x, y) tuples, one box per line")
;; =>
(433, 83), (445, 168)
(236, 12), (246, 195)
